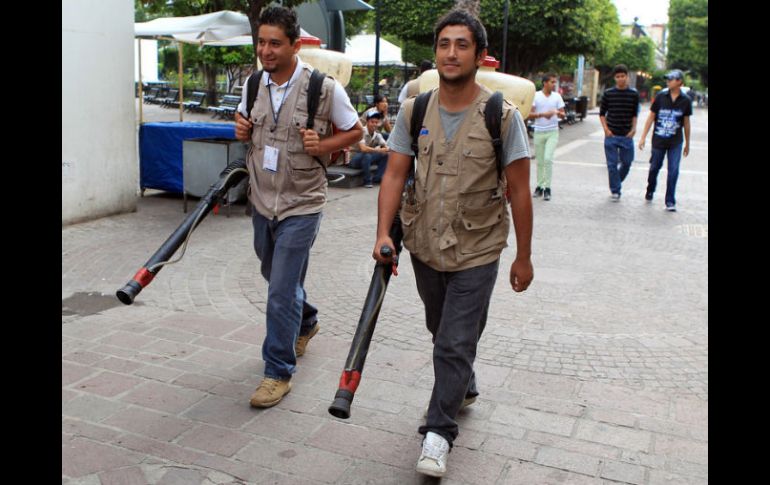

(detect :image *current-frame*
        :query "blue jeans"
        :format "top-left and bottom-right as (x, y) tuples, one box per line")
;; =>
(252, 211), (322, 380)
(349, 152), (388, 185)
(646, 143), (682, 207)
(604, 136), (634, 194)
(412, 255), (499, 446)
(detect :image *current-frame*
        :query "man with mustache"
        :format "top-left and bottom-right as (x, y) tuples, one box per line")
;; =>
(373, 9), (533, 477)
(234, 6), (363, 408)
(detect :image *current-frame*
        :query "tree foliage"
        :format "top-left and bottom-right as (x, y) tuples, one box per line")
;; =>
(372, 0), (621, 77)
(667, 0), (708, 86)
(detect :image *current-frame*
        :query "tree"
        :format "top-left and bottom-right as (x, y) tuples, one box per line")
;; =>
(373, 0), (622, 77)
(594, 35), (656, 87)
(667, 0), (708, 86)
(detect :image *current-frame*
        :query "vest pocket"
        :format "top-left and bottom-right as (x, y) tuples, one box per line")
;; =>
(460, 133), (498, 193)
(250, 113), (267, 149)
(457, 199), (506, 254)
(288, 114), (331, 169)
(400, 200), (424, 253)
(415, 141), (432, 184)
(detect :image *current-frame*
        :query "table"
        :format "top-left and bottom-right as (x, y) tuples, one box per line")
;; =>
(139, 122), (236, 194)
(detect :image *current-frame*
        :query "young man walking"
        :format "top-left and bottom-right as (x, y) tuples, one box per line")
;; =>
(373, 9), (533, 477)
(638, 69), (692, 212)
(234, 6), (363, 408)
(528, 73), (565, 201)
(599, 64), (640, 201)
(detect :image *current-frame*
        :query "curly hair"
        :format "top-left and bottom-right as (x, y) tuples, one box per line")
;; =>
(433, 9), (488, 57)
(259, 6), (301, 44)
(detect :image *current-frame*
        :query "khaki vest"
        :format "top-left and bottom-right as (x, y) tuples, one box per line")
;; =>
(400, 86), (515, 272)
(246, 64), (336, 221)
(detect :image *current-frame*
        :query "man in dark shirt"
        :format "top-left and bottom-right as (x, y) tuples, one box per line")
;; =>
(638, 69), (692, 212)
(599, 64), (640, 201)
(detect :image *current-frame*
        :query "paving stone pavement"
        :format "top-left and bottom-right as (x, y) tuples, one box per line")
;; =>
(62, 104), (707, 484)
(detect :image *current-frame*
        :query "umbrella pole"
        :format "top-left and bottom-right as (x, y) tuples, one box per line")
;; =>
(138, 39), (144, 124)
(178, 40), (184, 122)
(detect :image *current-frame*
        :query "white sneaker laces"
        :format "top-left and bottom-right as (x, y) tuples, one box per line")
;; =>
(421, 432), (449, 462)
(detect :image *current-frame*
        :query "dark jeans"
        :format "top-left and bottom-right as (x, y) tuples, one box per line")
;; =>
(252, 211), (322, 380)
(412, 255), (499, 446)
(604, 136), (634, 194)
(646, 143), (683, 207)
(349, 151), (388, 185)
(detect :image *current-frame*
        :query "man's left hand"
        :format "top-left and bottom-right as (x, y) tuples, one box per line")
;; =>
(510, 258), (533, 293)
(683, 144), (689, 157)
(300, 128), (321, 156)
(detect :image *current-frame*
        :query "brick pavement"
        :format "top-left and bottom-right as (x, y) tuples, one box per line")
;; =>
(62, 103), (708, 484)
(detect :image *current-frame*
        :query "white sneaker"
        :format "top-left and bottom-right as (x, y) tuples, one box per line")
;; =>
(416, 431), (450, 477)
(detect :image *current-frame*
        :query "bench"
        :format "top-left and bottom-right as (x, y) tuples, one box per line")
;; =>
(143, 87), (160, 104)
(147, 87), (168, 104)
(327, 161), (381, 188)
(183, 91), (207, 112)
(208, 94), (241, 120)
(159, 89), (180, 108)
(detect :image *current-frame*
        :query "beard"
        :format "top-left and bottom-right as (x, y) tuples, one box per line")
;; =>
(438, 68), (476, 86)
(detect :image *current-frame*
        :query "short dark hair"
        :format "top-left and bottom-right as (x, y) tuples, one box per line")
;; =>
(259, 6), (301, 44)
(612, 64), (629, 76)
(419, 60), (433, 73)
(374, 94), (387, 105)
(542, 73), (557, 84)
(433, 9), (488, 57)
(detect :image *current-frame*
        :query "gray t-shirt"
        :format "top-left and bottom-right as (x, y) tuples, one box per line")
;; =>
(387, 101), (530, 167)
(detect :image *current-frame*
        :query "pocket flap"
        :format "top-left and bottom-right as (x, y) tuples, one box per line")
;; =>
(459, 202), (504, 230)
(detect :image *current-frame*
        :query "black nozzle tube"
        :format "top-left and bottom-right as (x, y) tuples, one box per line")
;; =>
(116, 281), (142, 305)
(328, 390), (354, 419)
(116, 159), (249, 305)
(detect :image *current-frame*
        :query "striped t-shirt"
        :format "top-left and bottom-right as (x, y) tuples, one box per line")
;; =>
(599, 87), (640, 136)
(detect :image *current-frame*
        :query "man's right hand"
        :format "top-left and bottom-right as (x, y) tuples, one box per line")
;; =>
(638, 139), (646, 151)
(234, 112), (253, 142)
(372, 236), (395, 264)
(604, 128), (614, 138)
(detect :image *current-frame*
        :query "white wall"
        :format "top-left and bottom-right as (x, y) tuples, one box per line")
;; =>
(62, 0), (138, 225)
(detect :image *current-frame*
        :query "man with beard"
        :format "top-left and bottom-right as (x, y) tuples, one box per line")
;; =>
(372, 9), (533, 477)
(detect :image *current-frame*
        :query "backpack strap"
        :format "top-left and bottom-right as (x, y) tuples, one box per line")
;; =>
(246, 69), (263, 117)
(305, 69), (326, 129)
(305, 69), (328, 172)
(409, 91), (432, 163)
(483, 91), (504, 179)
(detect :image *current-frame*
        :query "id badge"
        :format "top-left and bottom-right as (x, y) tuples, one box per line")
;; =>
(263, 145), (279, 172)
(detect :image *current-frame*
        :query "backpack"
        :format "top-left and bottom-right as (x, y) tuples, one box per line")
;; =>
(245, 68), (334, 171)
(409, 90), (505, 179)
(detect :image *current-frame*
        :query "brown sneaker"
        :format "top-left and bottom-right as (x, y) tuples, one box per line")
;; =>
(295, 323), (320, 357)
(249, 377), (291, 408)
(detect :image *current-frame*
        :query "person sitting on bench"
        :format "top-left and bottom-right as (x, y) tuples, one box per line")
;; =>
(348, 110), (389, 188)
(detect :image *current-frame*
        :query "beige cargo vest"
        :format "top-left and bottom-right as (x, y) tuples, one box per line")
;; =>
(400, 86), (515, 272)
(246, 63), (336, 221)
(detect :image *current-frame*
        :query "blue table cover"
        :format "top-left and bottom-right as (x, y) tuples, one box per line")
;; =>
(139, 122), (236, 193)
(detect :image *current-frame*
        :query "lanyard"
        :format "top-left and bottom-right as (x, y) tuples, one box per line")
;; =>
(267, 75), (290, 130)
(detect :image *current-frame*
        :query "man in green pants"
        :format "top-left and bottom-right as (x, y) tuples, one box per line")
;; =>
(528, 73), (565, 201)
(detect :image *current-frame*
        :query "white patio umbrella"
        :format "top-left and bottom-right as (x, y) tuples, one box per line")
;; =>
(135, 10), (253, 122)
